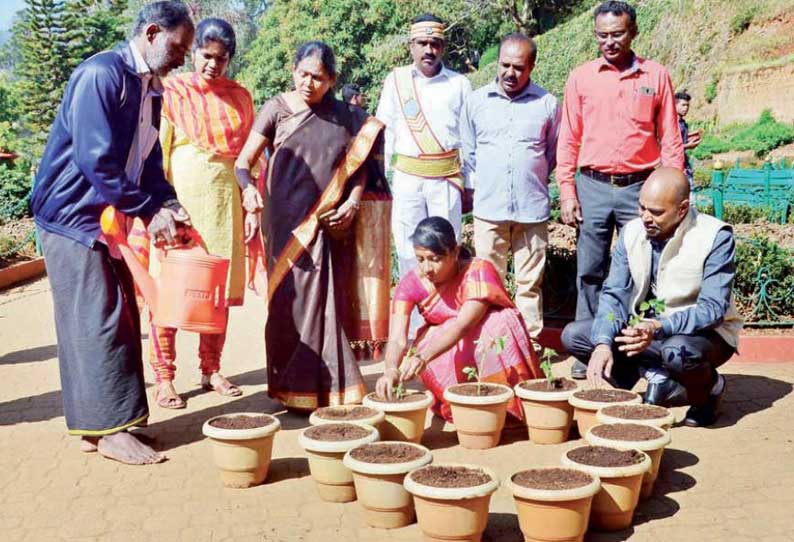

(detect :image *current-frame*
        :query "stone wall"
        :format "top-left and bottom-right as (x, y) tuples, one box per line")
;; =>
(717, 62), (794, 126)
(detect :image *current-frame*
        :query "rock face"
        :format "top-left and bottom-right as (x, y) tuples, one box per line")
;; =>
(717, 61), (794, 126)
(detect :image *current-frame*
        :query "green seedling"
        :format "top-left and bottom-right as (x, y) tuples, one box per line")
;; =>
(608, 298), (667, 328)
(465, 334), (507, 395)
(393, 346), (417, 400)
(540, 347), (558, 385)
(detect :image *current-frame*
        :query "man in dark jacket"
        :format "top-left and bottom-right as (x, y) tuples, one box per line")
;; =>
(31, 1), (194, 465)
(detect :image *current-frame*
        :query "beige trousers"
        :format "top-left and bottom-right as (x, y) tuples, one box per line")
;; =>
(474, 218), (548, 338)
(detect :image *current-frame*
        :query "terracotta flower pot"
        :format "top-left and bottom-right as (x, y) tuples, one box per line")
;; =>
(562, 445), (651, 531)
(362, 390), (433, 443)
(514, 378), (578, 444)
(585, 423), (671, 499)
(202, 412), (281, 488)
(343, 441), (433, 528)
(596, 403), (675, 430)
(309, 404), (386, 430)
(443, 383), (514, 449)
(510, 467), (601, 542)
(568, 389), (641, 438)
(298, 422), (379, 502)
(404, 463), (499, 542)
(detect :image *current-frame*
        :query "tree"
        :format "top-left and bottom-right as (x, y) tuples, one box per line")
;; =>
(12, 0), (128, 152)
(478, 0), (581, 35)
(13, 0), (70, 144)
(239, 0), (511, 107)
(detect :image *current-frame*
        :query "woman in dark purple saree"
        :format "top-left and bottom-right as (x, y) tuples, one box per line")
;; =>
(236, 42), (391, 410)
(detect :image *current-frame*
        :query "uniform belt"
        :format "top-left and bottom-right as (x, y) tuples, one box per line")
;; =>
(580, 167), (653, 187)
(392, 150), (461, 179)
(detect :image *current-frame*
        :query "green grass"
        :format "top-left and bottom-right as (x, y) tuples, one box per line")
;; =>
(691, 110), (794, 160)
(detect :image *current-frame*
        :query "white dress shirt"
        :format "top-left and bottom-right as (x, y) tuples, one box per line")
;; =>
(376, 64), (472, 173)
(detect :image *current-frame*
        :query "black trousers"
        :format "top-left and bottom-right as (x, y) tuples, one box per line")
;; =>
(562, 319), (735, 406)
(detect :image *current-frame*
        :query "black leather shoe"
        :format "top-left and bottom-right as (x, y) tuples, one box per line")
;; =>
(571, 359), (587, 380)
(644, 379), (688, 407)
(684, 376), (726, 427)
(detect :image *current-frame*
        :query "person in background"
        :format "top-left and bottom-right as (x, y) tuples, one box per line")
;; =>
(675, 90), (702, 189)
(555, 1), (684, 378)
(375, 217), (541, 422)
(561, 168), (742, 427)
(376, 13), (472, 277)
(148, 18), (257, 409)
(460, 32), (561, 344)
(30, 1), (194, 464)
(342, 83), (366, 109)
(235, 41), (392, 410)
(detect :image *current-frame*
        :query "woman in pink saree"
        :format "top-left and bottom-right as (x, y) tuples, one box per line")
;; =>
(376, 217), (541, 422)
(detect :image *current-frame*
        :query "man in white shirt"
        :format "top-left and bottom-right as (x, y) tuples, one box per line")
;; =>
(376, 13), (472, 276)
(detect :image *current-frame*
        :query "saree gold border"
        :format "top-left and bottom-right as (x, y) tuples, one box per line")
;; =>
(67, 413), (149, 437)
(267, 117), (385, 304)
(270, 384), (367, 410)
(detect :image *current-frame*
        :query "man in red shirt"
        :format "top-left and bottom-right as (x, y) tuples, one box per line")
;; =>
(556, 1), (684, 378)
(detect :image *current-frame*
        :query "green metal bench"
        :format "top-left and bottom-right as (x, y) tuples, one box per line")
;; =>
(696, 160), (794, 224)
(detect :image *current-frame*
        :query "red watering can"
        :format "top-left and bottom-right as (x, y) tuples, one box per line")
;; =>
(100, 206), (230, 334)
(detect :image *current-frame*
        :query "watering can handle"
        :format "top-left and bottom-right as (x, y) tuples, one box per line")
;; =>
(99, 206), (159, 313)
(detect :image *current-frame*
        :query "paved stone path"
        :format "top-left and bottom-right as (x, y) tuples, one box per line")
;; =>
(2, 277), (793, 542)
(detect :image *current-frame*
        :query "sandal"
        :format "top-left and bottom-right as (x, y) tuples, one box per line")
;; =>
(155, 384), (186, 409)
(201, 373), (243, 397)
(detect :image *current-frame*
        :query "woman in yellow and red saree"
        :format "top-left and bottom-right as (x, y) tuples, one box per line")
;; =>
(235, 41), (391, 411)
(375, 217), (541, 422)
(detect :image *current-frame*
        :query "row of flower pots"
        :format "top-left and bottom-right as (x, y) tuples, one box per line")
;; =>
(199, 383), (674, 490)
(200, 398), (674, 540)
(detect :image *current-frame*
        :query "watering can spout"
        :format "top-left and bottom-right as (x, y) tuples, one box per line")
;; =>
(100, 206), (159, 313)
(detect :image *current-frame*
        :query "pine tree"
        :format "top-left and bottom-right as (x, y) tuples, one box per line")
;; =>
(14, 0), (70, 144)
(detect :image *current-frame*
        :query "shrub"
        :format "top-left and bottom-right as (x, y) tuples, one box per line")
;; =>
(479, 44), (499, 68)
(0, 159), (33, 222)
(730, 8), (754, 36)
(734, 235), (794, 322)
(704, 75), (718, 104)
(690, 110), (794, 160)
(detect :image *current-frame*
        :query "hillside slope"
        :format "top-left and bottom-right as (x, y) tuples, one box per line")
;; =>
(470, 0), (794, 125)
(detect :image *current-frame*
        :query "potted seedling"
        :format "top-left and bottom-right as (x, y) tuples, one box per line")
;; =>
(298, 422), (379, 502)
(363, 346), (433, 443)
(404, 463), (499, 542)
(443, 335), (515, 449)
(509, 466), (601, 542)
(514, 347), (579, 444)
(562, 445), (651, 531)
(343, 441), (433, 529)
(202, 412), (282, 488)
(585, 422), (671, 499)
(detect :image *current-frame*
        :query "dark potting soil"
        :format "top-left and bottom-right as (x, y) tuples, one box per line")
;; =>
(573, 389), (638, 403)
(567, 446), (645, 468)
(209, 414), (276, 430)
(512, 468), (593, 491)
(367, 392), (427, 404)
(601, 404), (669, 420)
(591, 423), (662, 441)
(520, 378), (578, 392)
(448, 383), (506, 397)
(303, 423), (371, 441)
(411, 465), (491, 488)
(315, 406), (379, 421)
(349, 443), (426, 464)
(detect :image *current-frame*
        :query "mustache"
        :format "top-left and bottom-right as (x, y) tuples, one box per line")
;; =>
(422, 54), (436, 61)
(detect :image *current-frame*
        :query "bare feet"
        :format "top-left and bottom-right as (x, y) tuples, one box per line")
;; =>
(96, 431), (166, 465)
(80, 437), (98, 453)
(201, 372), (242, 397)
(155, 381), (186, 409)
